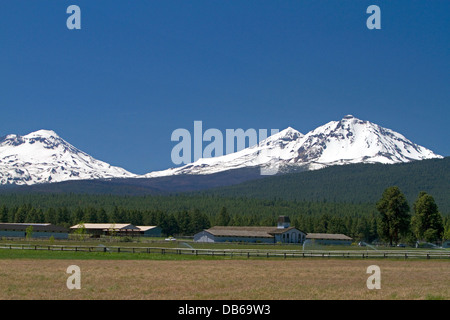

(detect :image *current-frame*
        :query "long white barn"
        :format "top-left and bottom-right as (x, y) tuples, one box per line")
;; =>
(194, 216), (306, 244)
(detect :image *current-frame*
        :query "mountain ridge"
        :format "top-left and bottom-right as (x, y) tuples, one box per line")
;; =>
(0, 115), (443, 185)
(143, 115), (442, 178)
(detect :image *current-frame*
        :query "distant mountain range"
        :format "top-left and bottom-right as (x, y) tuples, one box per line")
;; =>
(0, 115), (443, 186)
(144, 115), (442, 178)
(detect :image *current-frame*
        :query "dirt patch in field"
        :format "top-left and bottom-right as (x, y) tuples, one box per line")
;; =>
(0, 259), (448, 300)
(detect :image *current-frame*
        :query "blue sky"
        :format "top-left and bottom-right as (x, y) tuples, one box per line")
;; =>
(1, 1), (449, 174)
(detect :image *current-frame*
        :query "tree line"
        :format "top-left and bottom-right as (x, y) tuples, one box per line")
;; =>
(0, 188), (448, 244)
(376, 187), (448, 245)
(0, 203), (381, 241)
(203, 157), (450, 214)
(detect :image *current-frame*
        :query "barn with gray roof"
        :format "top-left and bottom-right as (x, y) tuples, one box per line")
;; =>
(194, 216), (306, 244)
(0, 223), (68, 239)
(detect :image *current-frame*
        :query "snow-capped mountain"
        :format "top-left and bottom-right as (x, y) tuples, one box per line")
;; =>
(0, 129), (136, 185)
(144, 127), (306, 178)
(294, 115), (442, 169)
(144, 115), (443, 178)
(0, 116), (443, 186)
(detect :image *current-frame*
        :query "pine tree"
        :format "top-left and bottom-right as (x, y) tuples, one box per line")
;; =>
(58, 207), (71, 225)
(411, 192), (444, 243)
(97, 208), (109, 223)
(25, 207), (39, 223)
(216, 206), (231, 226)
(111, 206), (121, 223)
(84, 207), (98, 223)
(73, 207), (85, 225)
(45, 208), (58, 224)
(189, 209), (210, 234)
(0, 206), (8, 223)
(177, 210), (191, 235)
(14, 206), (28, 223)
(36, 209), (45, 223)
(161, 213), (179, 236)
(376, 186), (411, 246)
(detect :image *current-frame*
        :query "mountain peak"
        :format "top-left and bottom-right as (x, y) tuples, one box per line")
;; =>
(145, 116), (442, 178)
(256, 127), (303, 150)
(24, 129), (59, 139)
(0, 129), (136, 185)
(0, 116), (443, 186)
(271, 126), (303, 139)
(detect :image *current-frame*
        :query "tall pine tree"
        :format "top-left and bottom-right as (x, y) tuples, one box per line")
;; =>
(376, 186), (411, 245)
(411, 191), (444, 243)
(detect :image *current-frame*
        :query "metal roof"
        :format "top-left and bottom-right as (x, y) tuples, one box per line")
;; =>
(70, 223), (140, 231)
(305, 233), (353, 241)
(204, 226), (301, 238)
(70, 223), (160, 232)
(0, 223), (68, 232)
(136, 226), (159, 232)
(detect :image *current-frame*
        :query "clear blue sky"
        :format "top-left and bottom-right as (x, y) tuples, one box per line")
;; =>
(1, 1), (449, 174)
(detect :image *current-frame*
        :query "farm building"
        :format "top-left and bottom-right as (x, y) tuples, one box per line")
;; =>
(0, 223), (68, 239)
(136, 226), (162, 237)
(194, 216), (306, 244)
(70, 223), (161, 238)
(70, 223), (140, 238)
(305, 233), (353, 246)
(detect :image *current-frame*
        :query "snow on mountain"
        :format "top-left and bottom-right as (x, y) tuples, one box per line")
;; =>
(145, 126), (305, 178)
(294, 115), (442, 169)
(0, 129), (136, 185)
(0, 116), (443, 185)
(144, 115), (443, 177)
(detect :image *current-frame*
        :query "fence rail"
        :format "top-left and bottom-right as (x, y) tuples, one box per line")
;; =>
(1, 243), (449, 259)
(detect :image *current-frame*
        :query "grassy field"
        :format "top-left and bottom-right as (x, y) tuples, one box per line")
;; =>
(0, 238), (448, 300)
(0, 257), (448, 300)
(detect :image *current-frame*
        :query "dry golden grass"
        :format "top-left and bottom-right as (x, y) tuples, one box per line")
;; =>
(0, 259), (448, 300)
